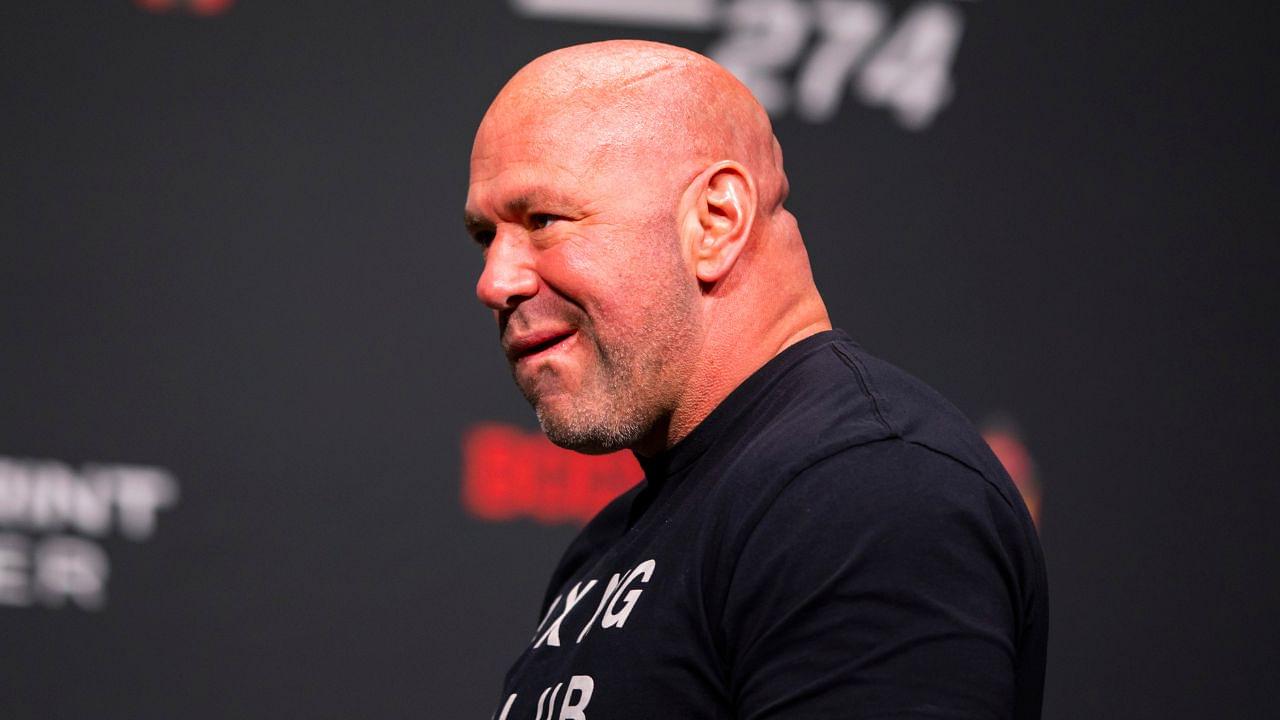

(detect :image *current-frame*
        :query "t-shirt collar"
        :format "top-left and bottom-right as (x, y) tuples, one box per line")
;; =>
(635, 329), (846, 482)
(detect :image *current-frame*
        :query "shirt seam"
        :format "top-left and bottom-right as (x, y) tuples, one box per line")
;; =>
(831, 343), (897, 437)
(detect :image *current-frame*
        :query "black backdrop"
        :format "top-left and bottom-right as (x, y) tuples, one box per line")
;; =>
(2, 1), (1277, 718)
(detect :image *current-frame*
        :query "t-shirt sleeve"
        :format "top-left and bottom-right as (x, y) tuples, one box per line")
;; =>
(719, 439), (1035, 720)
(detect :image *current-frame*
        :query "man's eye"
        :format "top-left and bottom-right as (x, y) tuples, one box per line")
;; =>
(473, 230), (495, 248)
(530, 214), (557, 230)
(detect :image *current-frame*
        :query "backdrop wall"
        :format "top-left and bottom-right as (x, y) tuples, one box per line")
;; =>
(2, 1), (1276, 718)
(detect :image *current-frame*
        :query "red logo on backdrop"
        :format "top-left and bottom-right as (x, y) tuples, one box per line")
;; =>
(134, 0), (235, 16)
(463, 418), (1044, 528)
(462, 424), (643, 525)
(980, 420), (1042, 528)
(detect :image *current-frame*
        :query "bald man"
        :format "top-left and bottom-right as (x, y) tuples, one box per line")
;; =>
(465, 41), (1047, 720)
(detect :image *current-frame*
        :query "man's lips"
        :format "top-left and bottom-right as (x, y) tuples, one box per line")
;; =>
(504, 328), (578, 363)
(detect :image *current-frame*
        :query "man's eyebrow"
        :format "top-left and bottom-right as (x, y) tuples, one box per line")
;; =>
(464, 191), (576, 234)
(463, 211), (494, 236)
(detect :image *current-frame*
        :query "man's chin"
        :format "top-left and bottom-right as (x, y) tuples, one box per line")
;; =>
(534, 403), (639, 455)
(545, 434), (625, 455)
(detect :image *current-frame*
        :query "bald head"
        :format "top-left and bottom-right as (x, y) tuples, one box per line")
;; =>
(466, 41), (829, 454)
(476, 40), (789, 217)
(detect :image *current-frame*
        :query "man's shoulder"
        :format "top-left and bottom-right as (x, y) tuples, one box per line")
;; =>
(713, 333), (989, 475)
(713, 437), (1015, 561)
(769, 437), (1013, 528)
(698, 332), (1039, 553)
(716, 435), (1048, 719)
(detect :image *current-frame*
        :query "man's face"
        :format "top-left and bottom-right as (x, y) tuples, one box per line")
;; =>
(465, 106), (700, 454)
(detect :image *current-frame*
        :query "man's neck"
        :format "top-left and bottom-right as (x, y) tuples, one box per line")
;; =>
(633, 311), (832, 458)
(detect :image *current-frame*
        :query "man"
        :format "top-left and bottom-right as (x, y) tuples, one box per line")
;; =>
(465, 40), (1047, 720)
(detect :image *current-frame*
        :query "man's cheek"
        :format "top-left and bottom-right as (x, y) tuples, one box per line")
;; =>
(551, 236), (615, 281)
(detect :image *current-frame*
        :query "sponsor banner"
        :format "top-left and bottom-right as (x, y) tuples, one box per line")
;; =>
(0, 456), (179, 611)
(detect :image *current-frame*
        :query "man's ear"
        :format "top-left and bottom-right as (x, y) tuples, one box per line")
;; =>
(678, 161), (757, 285)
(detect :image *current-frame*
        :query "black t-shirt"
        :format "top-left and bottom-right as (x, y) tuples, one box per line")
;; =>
(493, 330), (1048, 720)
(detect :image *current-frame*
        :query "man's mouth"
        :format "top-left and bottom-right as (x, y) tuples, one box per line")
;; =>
(506, 329), (578, 363)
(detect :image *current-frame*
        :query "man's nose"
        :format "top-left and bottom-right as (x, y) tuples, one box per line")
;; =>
(475, 231), (539, 311)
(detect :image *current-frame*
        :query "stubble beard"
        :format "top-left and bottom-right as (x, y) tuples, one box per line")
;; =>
(530, 335), (653, 454)
(522, 282), (699, 455)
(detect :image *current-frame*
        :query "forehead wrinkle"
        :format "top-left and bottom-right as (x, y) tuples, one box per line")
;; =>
(499, 188), (584, 217)
(470, 140), (593, 195)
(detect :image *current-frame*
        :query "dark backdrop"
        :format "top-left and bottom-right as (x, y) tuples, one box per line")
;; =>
(2, 1), (1276, 718)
